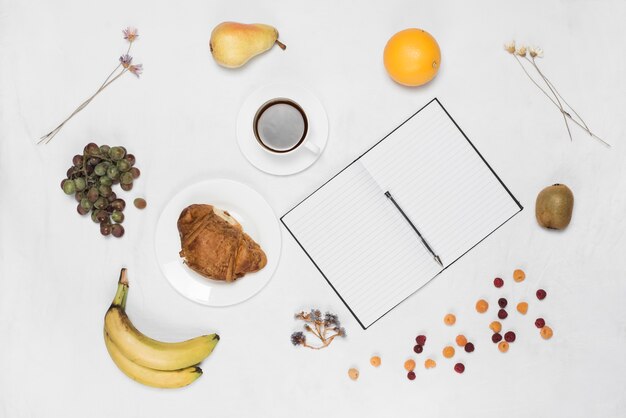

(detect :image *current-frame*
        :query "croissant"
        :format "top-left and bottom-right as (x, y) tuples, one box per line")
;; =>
(177, 204), (267, 282)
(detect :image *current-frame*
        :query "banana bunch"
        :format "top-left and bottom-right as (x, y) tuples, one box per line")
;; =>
(103, 268), (220, 388)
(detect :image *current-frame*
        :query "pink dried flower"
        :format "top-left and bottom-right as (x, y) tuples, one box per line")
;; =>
(123, 27), (138, 42)
(129, 64), (143, 77)
(119, 54), (133, 68)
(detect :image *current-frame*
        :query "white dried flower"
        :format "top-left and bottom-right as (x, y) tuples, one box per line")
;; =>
(529, 47), (543, 58)
(504, 41), (516, 53)
(516, 45), (527, 57)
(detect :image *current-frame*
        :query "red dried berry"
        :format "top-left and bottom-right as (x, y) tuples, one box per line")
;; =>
(454, 363), (465, 374)
(413, 344), (423, 354)
(492, 333), (503, 343)
(494, 277), (504, 288)
(498, 309), (508, 320)
(498, 298), (508, 308)
(464, 342), (475, 353)
(415, 335), (427, 346)
(536, 289), (547, 300)
(535, 318), (546, 328)
(407, 371), (416, 380)
(504, 331), (516, 343)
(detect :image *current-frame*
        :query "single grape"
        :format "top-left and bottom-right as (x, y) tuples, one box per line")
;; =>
(94, 197), (107, 209)
(77, 204), (90, 216)
(109, 146), (126, 161)
(111, 224), (125, 238)
(133, 198), (147, 209)
(62, 180), (76, 195)
(60, 179), (67, 190)
(72, 154), (84, 167)
(74, 177), (86, 191)
(87, 157), (101, 166)
(87, 187), (99, 202)
(121, 182), (133, 192)
(90, 210), (99, 223)
(85, 164), (94, 175)
(120, 172), (133, 185)
(107, 192), (117, 203)
(129, 167), (141, 179)
(106, 165), (120, 180)
(94, 162), (109, 177)
(125, 154), (136, 166)
(84, 142), (99, 155)
(98, 184), (112, 197)
(117, 159), (131, 172)
(75, 191), (84, 202)
(111, 210), (125, 223)
(111, 199), (126, 211)
(95, 210), (109, 223)
(67, 167), (77, 178)
(100, 222), (112, 236)
(99, 145), (111, 155)
(80, 198), (93, 211)
(99, 175), (113, 187)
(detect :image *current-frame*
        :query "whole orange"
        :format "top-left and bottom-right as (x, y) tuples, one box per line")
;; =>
(383, 28), (441, 87)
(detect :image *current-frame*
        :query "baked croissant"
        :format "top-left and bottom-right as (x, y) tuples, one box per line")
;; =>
(177, 204), (267, 282)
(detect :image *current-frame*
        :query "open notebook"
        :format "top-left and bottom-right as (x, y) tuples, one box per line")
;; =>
(281, 99), (522, 328)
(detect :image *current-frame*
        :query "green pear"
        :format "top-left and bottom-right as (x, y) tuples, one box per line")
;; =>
(209, 22), (286, 68)
(535, 183), (574, 230)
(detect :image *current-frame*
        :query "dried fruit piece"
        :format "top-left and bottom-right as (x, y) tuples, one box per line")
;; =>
(540, 326), (553, 340)
(443, 346), (455, 358)
(513, 269), (526, 282)
(475, 299), (489, 313)
(504, 331), (516, 343)
(454, 363), (465, 374)
(516, 302), (528, 315)
(348, 368), (359, 380)
(413, 344), (423, 354)
(489, 321), (502, 333)
(404, 359), (416, 371)
(492, 333), (503, 343)
(415, 335), (427, 346)
(498, 341), (509, 353)
(498, 298), (508, 308)
(424, 359), (436, 369)
(464, 342), (475, 353)
(370, 356), (381, 367)
(444, 314), (456, 326)
(407, 371), (416, 380)
(535, 318), (546, 328)
(133, 197), (147, 209)
(456, 335), (468, 347)
(498, 309), (508, 320)
(494, 277), (504, 288)
(536, 289), (547, 300)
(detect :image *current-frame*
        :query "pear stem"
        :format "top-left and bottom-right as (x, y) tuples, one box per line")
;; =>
(275, 39), (286, 50)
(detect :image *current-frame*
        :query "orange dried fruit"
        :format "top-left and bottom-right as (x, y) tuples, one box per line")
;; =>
(475, 299), (489, 313)
(348, 368), (359, 380)
(444, 313), (456, 326)
(404, 359), (416, 371)
(540, 325), (553, 340)
(513, 269), (526, 282)
(370, 356), (381, 367)
(424, 359), (436, 369)
(489, 321), (502, 333)
(455, 335), (468, 347)
(517, 302), (528, 315)
(443, 346), (455, 358)
(498, 341), (509, 353)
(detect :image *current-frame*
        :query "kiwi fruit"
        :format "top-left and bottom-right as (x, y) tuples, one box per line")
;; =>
(535, 184), (574, 230)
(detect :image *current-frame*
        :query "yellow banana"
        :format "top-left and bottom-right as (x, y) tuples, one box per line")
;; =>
(104, 330), (202, 389)
(104, 268), (220, 371)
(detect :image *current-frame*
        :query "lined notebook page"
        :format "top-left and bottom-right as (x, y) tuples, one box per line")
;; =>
(282, 161), (442, 327)
(360, 101), (521, 265)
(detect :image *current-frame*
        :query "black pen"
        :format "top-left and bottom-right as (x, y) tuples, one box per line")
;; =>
(385, 191), (443, 268)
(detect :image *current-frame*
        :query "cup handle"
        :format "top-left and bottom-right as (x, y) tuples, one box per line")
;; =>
(304, 140), (320, 155)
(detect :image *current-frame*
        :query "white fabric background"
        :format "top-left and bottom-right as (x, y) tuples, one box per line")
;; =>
(1, 0), (625, 416)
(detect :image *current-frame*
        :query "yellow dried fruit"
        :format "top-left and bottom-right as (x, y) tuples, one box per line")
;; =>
(444, 313), (456, 326)
(370, 356), (381, 367)
(404, 359), (416, 371)
(424, 359), (436, 369)
(348, 368), (359, 381)
(517, 302), (528, 315)
(475, 299), (489, 313)
(443, 346), (455, 359)
(489, 321), (502, 333)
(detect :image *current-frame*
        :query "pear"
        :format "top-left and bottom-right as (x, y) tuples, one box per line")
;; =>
(535, 184), (574, 230)
(209, 22), (286, 68)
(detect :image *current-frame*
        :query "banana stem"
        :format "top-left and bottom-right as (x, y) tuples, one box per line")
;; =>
(112, 268), (129, 308)
(275, 39), (286, 50)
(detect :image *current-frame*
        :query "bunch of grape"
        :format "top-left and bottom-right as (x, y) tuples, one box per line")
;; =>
(60, 143), (140, 238)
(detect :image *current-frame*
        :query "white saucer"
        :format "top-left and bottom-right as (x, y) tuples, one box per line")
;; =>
(237, 83), (329, 176)
(155, 179), (281, 307)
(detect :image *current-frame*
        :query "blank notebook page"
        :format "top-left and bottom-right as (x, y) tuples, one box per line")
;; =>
(282, 100), (521, 328)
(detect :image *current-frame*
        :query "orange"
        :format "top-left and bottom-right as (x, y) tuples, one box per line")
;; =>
(475, 299), (489, 313)
(443, 346), (455, 358)
(383, 28), (441, 87)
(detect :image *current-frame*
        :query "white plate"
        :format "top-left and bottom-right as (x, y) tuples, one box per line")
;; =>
(155, 179), (281, 306)
(237, 83), (329, 176)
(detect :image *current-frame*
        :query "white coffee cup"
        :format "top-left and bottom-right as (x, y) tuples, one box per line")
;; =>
(253, 98), (320, 155)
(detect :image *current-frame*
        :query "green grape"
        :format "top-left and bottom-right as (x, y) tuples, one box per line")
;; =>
(91, 210), (100, 223)
(111, 199), (126, 211)
(75, 191), (84, 202)
(109, 146), (126, 161)
(99, 145), (111, 155)
(99, 176), (113, 187)
(107, 192), (117, 203)
(84, 142), (100, 156)
(62, 179), (76, 195)
(77, 204), (90, 216)
(74, 177), (86, 191)
(111, 210), (125, 223)
(87, 187), (99, 203)
(94, 162), (109, 177)
(80, 198), (93, 211)
(106, 165), (120, 180)
(98, 184), (112, 197)
(120, 172), (133, 185)
(94, 197), (107, 209)
(117, 159), (131, 172)
(121, 182), (133, 192)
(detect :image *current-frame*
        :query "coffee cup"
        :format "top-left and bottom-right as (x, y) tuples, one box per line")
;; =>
(253, 98), (320, 154)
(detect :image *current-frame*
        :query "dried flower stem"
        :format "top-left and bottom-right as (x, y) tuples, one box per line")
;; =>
(291, 309), (346, 350)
